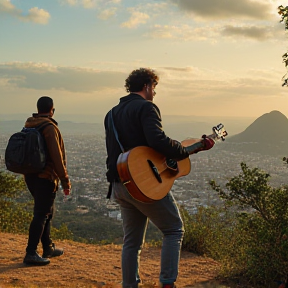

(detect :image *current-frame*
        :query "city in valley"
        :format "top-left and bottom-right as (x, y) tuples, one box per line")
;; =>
(1, 132), (287, 222)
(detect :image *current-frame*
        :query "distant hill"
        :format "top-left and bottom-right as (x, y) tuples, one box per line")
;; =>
(0, 116), (253, 139)
(222, 110), (288, 156)
(2, 112), (287, 156)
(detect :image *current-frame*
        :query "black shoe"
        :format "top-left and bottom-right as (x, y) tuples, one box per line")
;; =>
(23, 252), (50, 265)
(42, 243), (64, 258)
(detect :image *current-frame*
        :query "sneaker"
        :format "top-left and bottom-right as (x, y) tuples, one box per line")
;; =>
(23, 252), (50, 265)
(42, 243), (64, 258)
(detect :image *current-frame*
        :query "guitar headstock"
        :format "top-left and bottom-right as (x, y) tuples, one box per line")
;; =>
(212, 123), (228, 141)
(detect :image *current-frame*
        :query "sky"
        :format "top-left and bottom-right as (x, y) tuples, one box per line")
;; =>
(0, 0), (288, 123)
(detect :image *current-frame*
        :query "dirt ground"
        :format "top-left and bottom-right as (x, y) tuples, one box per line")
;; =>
(0, 232), (221, 288)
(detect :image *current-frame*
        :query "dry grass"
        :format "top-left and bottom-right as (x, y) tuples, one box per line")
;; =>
(0, 232), (220, 288)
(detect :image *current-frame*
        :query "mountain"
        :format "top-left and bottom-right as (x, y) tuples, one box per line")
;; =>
(223, 110), (288, 156)
(227, 110), (288, 144)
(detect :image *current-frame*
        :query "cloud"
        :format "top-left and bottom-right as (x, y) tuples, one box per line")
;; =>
(0, 0), (50, 24)
(60, 0), (99, 8)
(98, 7), (117, 20)
(82, 0), (97, 8)
(160, 67), (194, 73)
(20, 7), (50, 24)
(147, 24), (218, 41)
(221, 25), (278, 41)
(171, 0), (273, 20)
(0, 63), (285, 117)
(150, 65), (286, 118)
(61, 0), (120, 9)
(0, 62), (126, 93)
(121, 9), (149, 28)
(146, 21), (282, 42)
(60, 0), (78, 5)
(156, 66), (283, 97)
(0, 0), (19, 14)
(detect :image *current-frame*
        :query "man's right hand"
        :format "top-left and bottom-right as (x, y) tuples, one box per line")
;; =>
(201, 136), (215, 150)
(63, 189), (71, 196)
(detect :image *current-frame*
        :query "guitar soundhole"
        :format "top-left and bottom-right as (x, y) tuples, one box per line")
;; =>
(147, 159), (162, 183)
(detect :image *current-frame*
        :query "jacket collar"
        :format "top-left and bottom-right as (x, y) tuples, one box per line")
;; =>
(119, 93), (145, 103)
(32, 113), (58, 126)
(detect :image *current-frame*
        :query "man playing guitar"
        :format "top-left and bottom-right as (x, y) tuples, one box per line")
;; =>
(104, 68), (215, 288)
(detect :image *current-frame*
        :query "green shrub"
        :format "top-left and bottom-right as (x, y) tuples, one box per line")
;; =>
(180, 162), (288, 287)
(0, 171), (32, 233)
(0, 171), (75, 241)
(51, 223), (74, 240)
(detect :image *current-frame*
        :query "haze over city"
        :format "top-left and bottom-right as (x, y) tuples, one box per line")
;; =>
(0, 0), (287, 123)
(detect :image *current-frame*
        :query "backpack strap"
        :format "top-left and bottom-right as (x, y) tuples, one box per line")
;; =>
(109, 109), (125, 153)
(34, 122), (54, 158)
(36, 121), (54, 133)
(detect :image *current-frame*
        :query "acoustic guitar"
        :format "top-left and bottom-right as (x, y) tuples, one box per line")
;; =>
(117, 124), (228, 203)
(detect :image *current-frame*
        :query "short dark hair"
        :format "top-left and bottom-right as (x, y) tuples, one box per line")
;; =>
(124, 68), (159, 93)
(37, 96), (54, 113)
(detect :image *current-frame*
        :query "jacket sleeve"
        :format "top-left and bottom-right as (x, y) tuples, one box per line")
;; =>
(44, 125), (71, 189)
(140, 102), (189, 160)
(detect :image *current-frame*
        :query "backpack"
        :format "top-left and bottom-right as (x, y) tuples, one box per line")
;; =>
(5, 122), (52, 174)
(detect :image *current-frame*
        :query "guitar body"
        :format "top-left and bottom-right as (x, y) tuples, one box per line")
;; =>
(117, 139), (200, 203)
(116, 124), (227, 203)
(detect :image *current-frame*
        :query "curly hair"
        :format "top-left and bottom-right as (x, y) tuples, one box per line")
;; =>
(124, 68), (159, 93)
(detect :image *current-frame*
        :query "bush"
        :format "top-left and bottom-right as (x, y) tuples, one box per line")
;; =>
(51, 223), (74, 241)
(0, 171), (75, 241)
(182, 162), (288, 287)
(0, 171), (32, 233)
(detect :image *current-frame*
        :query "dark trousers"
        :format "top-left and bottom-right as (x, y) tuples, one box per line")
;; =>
(25, 176), (57, 254)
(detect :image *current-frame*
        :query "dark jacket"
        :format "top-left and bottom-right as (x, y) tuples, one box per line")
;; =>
(24, 114), (71, 190)
(104, 93), (189, 183)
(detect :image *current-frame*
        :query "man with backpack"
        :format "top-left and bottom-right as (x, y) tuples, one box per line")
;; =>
(22, 96), (71, 265)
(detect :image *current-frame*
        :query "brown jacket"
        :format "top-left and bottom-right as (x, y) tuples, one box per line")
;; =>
(24, 114), (71, 190)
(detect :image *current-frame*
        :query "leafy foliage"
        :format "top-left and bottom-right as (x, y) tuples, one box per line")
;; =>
(0, 171), (74, 240)
(181, 162), (288, 287)
(0, 171), (32, 233)
(278, 5), (288, 87)
(211, 163), (288, 285)
(51, 223), (74, 241)
(181, 204), (238, 259)
(279, 5), (288, 29)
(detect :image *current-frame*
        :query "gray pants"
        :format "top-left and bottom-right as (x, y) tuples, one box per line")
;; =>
(112, 182), (184, 288)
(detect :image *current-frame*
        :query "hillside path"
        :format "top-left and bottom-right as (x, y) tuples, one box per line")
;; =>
(0, 232), (220, 288)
